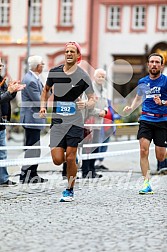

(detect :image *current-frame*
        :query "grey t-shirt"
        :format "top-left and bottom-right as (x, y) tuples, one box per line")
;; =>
(46, 65), (94, 127)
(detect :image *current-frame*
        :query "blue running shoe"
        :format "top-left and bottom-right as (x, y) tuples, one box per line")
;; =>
(139, 181), (154, 194)
(60, 189), (74, 202)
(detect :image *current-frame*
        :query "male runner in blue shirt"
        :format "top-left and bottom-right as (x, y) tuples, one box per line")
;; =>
(123, 53), (167, 194)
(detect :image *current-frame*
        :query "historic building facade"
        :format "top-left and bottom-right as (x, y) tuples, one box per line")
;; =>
(0, 0), (166, 103)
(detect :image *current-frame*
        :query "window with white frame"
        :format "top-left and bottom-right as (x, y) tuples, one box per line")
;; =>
(0, 0), (10, 26)
(158, 5), (167, 30)
(107, 6), (121, 30)
(31, 0), (42, 26)
(132, 5), (146, 30)
(60, 0), (73, 26)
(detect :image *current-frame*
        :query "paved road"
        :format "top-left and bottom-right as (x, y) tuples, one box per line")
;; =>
(0, 134), (166, 252)
(0, 171), (167, 252)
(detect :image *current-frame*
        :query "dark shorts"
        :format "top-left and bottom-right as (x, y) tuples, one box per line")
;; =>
(50, 124), (84, 149)
(137, 120), (167, 147)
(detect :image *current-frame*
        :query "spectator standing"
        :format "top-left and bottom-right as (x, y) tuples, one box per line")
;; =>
(81, 68), (109, 178)
(0, 58), (25, 186)
(20, 55), (48, 184)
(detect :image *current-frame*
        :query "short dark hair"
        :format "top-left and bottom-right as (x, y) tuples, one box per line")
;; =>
(148, 53), (164, 64)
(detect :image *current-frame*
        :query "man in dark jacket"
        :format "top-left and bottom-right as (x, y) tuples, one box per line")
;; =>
(0, 58), (25, 186)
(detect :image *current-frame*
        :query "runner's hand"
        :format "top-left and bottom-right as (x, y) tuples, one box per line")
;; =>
(123, 106), (132, 112)
(39, 107), (47, 118)
(153, 95), (161, 105)
(76, 97), (87, 110)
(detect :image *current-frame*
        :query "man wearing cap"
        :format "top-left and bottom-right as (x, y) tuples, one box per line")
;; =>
(40, 42), (95, 202)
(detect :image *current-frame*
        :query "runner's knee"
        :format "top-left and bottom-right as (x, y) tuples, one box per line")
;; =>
(156, 153), (166, 162)
(52, 156), (63, 165)
(140, 147), (149, 158)
(66, 155), (76, 165)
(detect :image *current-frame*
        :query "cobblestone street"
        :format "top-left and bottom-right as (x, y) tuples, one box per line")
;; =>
(0, 170), (167, 252)
(1, 135), (166, 252)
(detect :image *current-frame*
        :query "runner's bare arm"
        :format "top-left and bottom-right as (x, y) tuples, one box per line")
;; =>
(123, 94), (142, 112)
(40, 84), (52, 116)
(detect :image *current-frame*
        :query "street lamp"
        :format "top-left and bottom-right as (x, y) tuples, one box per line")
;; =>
(26, 0), (31, 72)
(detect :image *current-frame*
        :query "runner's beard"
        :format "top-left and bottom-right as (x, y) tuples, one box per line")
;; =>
(149, 68), (161, 77)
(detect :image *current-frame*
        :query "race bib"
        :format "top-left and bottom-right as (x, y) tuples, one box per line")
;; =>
(56, 101), (76, 116)
(146, 94), (161, 99)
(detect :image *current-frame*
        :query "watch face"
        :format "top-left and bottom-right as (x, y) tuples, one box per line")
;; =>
(162, 100), (166, 105)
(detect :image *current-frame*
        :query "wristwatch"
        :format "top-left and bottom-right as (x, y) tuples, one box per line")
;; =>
(161, 100), (166, 105)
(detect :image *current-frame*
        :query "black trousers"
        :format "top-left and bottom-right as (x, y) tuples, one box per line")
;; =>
(82, 129), (100, 177)
(21, 128), (41, 176)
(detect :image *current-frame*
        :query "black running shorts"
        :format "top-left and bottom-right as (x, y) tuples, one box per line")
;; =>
(137, 120), (167, 147)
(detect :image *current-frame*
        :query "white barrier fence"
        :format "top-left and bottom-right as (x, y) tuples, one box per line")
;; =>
(0, 122), (142, 167)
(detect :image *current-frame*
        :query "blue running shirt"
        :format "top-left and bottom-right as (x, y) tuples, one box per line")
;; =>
(137, 74), (167, 122)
